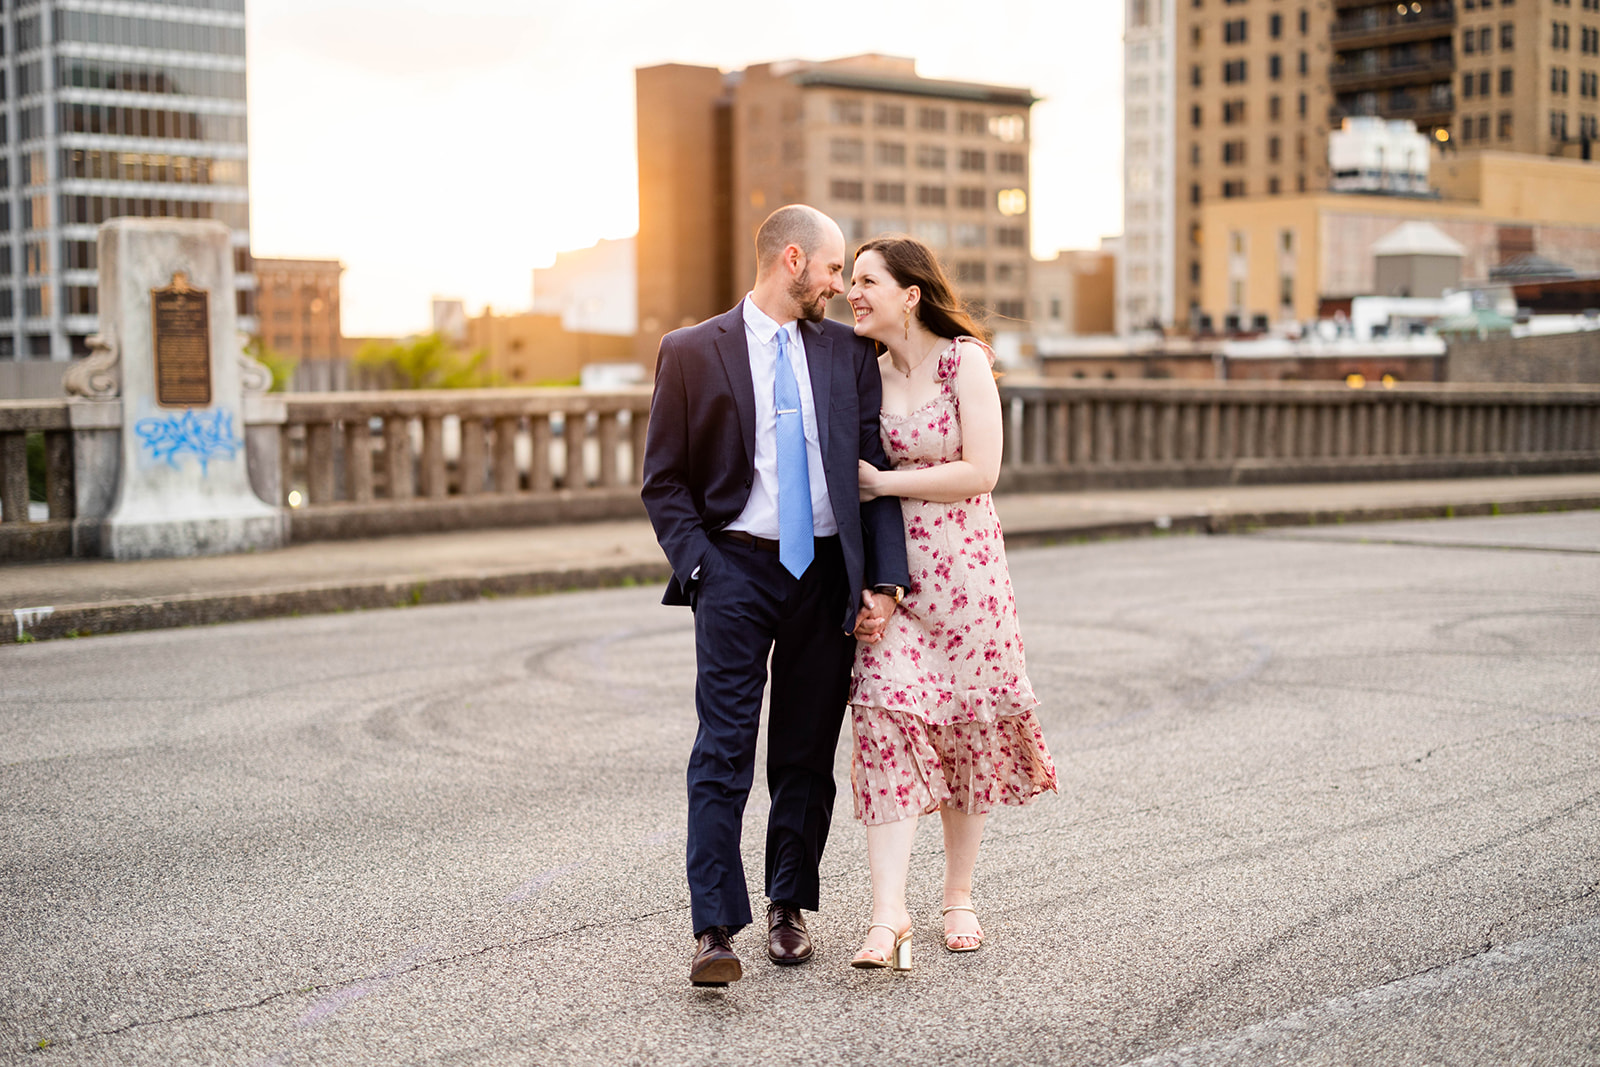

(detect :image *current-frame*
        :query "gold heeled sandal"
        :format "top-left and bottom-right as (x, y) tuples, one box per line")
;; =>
(850, 922), (912, 971)
(942, 904), (985, 953)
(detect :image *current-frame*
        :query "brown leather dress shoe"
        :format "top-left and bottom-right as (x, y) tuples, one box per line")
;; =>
(690, 927), (742, 987)
(767, 903), (813, 965)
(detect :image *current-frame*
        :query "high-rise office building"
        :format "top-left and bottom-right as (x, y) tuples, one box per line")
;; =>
(1173, 1), (1333, 329)
(2, 0), (253, 369)
(636, 55), (1035, 363)
(1165, 0), (1600, 333)
(1121, 0), (1178, 336)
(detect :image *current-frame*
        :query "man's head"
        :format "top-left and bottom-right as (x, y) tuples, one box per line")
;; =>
(754, 205), (847, 323)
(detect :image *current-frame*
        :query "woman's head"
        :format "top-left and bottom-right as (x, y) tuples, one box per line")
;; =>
(847, 235), (988, 346)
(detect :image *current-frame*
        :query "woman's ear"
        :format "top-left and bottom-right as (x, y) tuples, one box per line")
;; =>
(904, 284), (921, 313)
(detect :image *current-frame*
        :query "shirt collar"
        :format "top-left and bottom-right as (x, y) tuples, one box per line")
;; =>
(742, 294), (799, 348)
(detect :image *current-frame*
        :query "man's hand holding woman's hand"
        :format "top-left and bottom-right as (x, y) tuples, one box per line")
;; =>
(852, 588), (896, 643)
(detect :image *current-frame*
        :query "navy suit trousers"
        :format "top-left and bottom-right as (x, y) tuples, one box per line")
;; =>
(686, 533), (853, 938)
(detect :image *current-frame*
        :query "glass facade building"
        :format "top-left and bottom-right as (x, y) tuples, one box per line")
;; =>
(2, 0), (251, 362)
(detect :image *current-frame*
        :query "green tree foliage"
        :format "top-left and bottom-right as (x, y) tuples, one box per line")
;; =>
(245, 337), (298, 393)
(353, 334), (500, 389)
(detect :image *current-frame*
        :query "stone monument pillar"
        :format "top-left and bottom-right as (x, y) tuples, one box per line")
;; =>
(95, 218), (286, 559)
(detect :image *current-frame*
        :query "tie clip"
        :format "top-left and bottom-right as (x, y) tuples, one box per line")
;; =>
(776, 408), (798, 415)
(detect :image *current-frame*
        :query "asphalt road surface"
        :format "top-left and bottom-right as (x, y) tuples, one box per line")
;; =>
(3, 512), (1597, 1066)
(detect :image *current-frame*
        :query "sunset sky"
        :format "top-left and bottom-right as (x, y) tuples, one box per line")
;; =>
(246, 0), (1125, 337)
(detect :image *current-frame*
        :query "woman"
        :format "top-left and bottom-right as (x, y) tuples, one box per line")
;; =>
(845, 235), (1057, 971)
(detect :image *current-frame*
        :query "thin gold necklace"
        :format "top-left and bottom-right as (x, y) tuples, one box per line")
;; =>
(898, 336), (946, 379)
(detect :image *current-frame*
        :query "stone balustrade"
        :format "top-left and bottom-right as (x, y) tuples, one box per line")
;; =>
(278, 388), (655, 541)
(998, 380), (1600, 491)
(4, 382), (1598, 561)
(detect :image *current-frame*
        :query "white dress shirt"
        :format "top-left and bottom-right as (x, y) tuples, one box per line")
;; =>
(727, 294), (838, 539)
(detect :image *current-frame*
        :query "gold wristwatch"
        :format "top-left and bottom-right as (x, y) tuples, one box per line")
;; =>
(873, 583), (906, 604)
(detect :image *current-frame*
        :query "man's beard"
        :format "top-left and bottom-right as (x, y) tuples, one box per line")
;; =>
(786, 272), (829, 323)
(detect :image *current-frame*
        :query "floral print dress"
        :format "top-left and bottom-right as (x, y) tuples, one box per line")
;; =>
(849, 338), (1058, 825)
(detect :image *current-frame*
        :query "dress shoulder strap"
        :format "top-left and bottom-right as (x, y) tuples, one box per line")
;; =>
(934, 336), (995, 386)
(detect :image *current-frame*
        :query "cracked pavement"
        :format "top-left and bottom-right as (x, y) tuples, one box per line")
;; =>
(2, 511), (1598, 1065)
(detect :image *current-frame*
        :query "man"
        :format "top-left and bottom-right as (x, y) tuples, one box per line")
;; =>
(642, 205), (910, 986)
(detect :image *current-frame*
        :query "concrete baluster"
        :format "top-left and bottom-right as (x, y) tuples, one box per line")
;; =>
(0, 432), (25, 523)
(1049, 400), (1069, 465)
(384, 414), (413, 499)
(420, 415), (447, 499)
(344, 418), (373, 502)
(459, 415), (487, 496)
(45, 430), (75, 520)
(530, 414), (553, 491)
(564, 410), (587, 490)
(1073, 401), (1092, 465)
(630, 409), (649, 485)
(306, 422), (336, 504)
(493, 416), (521, 493)
(597, 411), (621, 487)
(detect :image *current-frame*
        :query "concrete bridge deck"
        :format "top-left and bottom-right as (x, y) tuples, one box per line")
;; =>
(1, 507), (1597, 1064)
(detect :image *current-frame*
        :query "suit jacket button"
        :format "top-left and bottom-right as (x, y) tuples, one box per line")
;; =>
(744, 478), (752, 487)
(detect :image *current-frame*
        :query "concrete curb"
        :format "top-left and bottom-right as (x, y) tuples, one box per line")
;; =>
(3, 495), (1597, 645)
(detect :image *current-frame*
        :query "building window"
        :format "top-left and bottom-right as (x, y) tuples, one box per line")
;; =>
(955, 223), (986, 247)
(1552, 67), (1569, 93)
(958, 149), (986, 171)
(916, 184), (947, 207)
(1191, 64), (1203, 87)
(1501, 22), (1514, 49)
(1268, 176), (1281, 194)
(1479, 27), (1491, 52)
(1191, 104), (1203, 128)
(1299, 51), (1308, 75)
(958, 110), (986, 134)
(1191, 142), (1201, 164)
(873, 181), (905, 204)
(1270, 12), (1283, 38)
(917, 106), (947, 130)
(1479, 114), (1490, 139)
(913, 221), (949, 247)
(955, 261), (986, 283)
(830, 179), (864, 202)
(1221, 179), (1246, 197)
(874, 102), (905, 127)
(1269, 54), (1282, 80)
(1223, 18), (1248, 43)
(1498, 111), (1513, 138)
(830, 98), (864, 125)
(1222, 140), (1247, 163)
(996, 188), (1027, 215)
(1462, 71), (1475, 98)
(830, 138), (864, 164)
(1501, 68), (1514, 94)
(1268, 135), (1281, 161)
(995, 227), (1026, 248)
(989, 114), (1026, 142)
(1223, 100), (1246, 123)
(1298, 92), (1307, 117)
(875, 141), (906, 165)
(917, 144), (947, 169)
(1224, 59), (1249, 83)
(1551, 110), (1569, 139)
(995, 299), (1025, 320)
(956, 186), (985, 208)
(1479, 71), (1491, 96)
(996, 151), (1026, 174)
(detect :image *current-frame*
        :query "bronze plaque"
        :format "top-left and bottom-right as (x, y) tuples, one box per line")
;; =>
(152, 273), (212, 407)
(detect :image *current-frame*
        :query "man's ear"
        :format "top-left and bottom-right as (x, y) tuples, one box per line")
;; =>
(785, 244), (805, 275)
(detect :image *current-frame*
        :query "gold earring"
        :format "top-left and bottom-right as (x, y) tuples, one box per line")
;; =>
(903, 308), (911, 340)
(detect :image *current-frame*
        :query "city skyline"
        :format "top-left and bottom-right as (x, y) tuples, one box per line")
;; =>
(245, 0), (1123, 338)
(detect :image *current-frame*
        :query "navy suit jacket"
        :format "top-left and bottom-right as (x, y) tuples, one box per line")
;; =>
(641, 303), (911, 633)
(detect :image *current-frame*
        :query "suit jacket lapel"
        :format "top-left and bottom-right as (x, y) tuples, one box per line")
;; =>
(801, 321), (832, 455)
(713, 306), (756, 468)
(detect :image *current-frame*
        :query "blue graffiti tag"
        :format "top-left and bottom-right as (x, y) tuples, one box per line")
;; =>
(135, 408), (242, 475)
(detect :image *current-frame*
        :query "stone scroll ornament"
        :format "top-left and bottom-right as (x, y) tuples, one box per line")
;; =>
(63, 326), (122, 398)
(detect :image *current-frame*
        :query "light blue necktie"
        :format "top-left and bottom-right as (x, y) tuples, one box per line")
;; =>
(774, 328), (814, 579)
